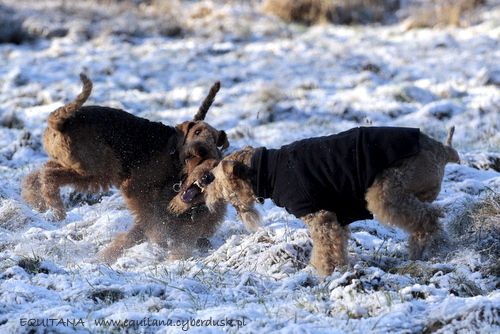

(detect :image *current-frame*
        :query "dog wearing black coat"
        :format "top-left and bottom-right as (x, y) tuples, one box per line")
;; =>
(169, 126), (459, 275)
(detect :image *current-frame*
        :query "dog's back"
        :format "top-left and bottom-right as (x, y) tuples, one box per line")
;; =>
(56, 106), (178, 176)
(43, 73), (179, 179)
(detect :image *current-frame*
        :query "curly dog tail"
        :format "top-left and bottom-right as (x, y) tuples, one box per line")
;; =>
(47, 73), (93, 131)
(444, 126), (460, 163)
(193, 81), (220, 121)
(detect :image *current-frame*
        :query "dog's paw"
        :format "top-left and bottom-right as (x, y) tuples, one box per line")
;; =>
(167, 201), (183, 216)
(196, 237), (213, 251)
(422, 232), (452, 261)
(409, 229), (451, 261)
(53, 209), (67, 221)
(44, 208), (67, 221)
(240, 208), (263, 232)
(97, 248), (119, 265)
(167, 247), (193, 261)
(31, 201), (48, 213)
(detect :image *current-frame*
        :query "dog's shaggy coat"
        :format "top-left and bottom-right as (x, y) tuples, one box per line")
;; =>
(170, 126), (459, 276)
(168, 158), (228, 231)
(22, 74), (228, 263)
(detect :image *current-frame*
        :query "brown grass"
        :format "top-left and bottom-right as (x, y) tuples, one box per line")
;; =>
(0, 4), (31, 44)
(402, 0), (486, 29)
(261, 0), (400, 25)
(261, 0), (486, 27)
(448, 190), (500, 258)
(389, 262), (445, 284)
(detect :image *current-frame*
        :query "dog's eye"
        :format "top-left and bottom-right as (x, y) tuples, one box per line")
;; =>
(201, 173), (215, 184)
(195, 130), (202, 135)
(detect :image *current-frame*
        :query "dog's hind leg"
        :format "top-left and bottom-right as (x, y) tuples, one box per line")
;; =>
(40, 168), (72, 221)
(301, 210), (350, 276)
(365, 172), (448, 260)
(21, 168), (48, 212)
(39, 162), (99, 221)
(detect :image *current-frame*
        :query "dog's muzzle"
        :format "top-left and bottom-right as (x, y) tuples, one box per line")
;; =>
(180, 172), (215, 203)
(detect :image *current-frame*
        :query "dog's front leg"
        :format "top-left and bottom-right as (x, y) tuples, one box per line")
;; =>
(301, 210), (350, 276)
(99, 224), (147, 264)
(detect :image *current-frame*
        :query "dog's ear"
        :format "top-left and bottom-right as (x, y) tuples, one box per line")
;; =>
(221, 160), (249, 179)
(184, 156), (205, 174)
(217, 130), (229, 150)
(206, 159), (220, 169)
(175, 121), (195, 139)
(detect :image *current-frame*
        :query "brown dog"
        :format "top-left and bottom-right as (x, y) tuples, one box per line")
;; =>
(169, 126), (460, 276)
(169, 157), (260, 233)
(169, 159), (228, 235)
(21, 73), (228, 263)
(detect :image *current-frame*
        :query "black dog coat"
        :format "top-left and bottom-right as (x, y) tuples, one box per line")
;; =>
(250, 127), (420, 225)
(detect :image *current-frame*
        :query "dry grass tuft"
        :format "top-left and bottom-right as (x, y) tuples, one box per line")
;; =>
(261, 0), (399, 25)
(448, 190), (500, 259)
(2, 0), (185, 44)
(402, 0), (486, 29)
(261, 0), (486, 27)
(481, 258), (500, 280)
(0, 5), (31, 44)
(389, 262), (453, 285)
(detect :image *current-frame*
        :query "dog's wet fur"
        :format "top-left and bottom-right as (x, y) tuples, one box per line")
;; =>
(22, 73), (227, 263)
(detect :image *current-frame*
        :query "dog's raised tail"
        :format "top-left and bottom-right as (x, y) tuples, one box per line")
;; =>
(193, 81), (220, 121)
(445, 126), (455, 147)
(444, 126), (460, 163)
(48, 73), (93, 131)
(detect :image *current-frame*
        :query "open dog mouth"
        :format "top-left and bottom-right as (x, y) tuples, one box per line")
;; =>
(180, 182), (203, 203)
(180, 173), (214, 203)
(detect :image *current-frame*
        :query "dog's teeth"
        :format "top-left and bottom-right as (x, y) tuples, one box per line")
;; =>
(193, 180), (205, 192)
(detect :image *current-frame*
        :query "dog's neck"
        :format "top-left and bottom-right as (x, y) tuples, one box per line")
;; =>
(249, 147), (279, 200)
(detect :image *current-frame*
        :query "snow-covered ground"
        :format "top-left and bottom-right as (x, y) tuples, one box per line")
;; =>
(0, 1), (499, 333)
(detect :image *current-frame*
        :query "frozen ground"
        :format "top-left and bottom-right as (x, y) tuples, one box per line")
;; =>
(0, 1), (499, 333)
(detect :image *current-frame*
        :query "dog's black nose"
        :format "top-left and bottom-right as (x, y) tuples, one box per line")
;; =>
(196, 146), (208, 158)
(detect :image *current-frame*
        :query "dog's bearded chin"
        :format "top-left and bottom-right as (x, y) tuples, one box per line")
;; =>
(181, 183), (202, 203)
